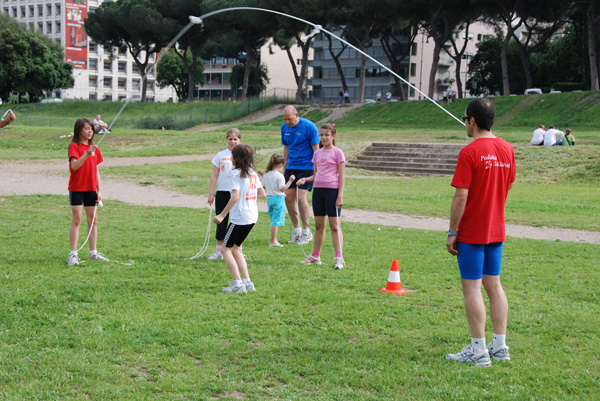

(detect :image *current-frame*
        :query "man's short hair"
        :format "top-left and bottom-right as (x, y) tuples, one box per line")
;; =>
(466, 98), (495, 131)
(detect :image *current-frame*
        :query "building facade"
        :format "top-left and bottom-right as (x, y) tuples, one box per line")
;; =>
(2, 0), (175, 101)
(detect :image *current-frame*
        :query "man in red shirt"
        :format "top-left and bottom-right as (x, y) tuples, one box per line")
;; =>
(445, 98), (516, 367)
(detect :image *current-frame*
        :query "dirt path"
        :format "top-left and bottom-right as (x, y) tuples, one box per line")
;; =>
(1, 156), (599, 245)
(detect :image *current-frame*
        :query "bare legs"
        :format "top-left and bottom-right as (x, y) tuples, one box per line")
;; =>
(70, 205), (98, 252)
(285, 187), (310, 230)
(461, 275), (508, 338)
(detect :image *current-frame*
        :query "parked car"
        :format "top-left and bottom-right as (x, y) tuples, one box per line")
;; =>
(524, 88), (542, 95)
(40, 98), (63, 103)
(549, 90), (562, 94)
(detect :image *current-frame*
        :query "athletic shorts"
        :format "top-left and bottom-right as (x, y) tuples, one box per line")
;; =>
(457, 242), (504, 280)
(284, 169), (314, 191)
(223, 223), (255, 248)
(267, 196), (286, 226)
(69, 191), (97, 207)
(312, 187), (341, 217)
(215, 191), (231, 241)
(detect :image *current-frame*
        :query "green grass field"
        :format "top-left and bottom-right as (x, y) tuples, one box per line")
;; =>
(1, 99), (599, 399)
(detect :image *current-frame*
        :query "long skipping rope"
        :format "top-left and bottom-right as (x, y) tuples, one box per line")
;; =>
(187, 203), (214, 260)
(74, 202), (134, 266)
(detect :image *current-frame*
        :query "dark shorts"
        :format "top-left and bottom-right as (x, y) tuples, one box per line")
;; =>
(69, 191), (97, 207)
(223, 223), (255, 248)
(457, 242), (504, 280)
(312, 187), (342, 217)
(284, 169), (314, 191)
(215, 191), (231, 240)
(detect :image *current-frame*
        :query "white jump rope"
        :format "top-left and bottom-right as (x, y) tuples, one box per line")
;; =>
(1, 109), (13, 122)
(187, 203), (214, 260)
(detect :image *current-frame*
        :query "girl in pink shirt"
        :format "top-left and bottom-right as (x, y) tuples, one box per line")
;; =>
(296, 123), (346, 269)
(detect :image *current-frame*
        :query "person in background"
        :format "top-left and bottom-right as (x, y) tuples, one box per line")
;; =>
(530, 124), (545, 146)
(544, 125), (565, 146)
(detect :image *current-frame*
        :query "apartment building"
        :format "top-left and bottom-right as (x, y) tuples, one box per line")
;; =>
(2, 0), (175, 101)
(309, 21), (496, 103)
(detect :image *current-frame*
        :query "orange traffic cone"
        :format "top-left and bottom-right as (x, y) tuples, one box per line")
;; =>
(380, 260), (409, 295)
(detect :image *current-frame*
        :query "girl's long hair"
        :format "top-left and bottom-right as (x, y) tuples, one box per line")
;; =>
(266, 153), (284, 172)
(320, 123), (336, 146)
(72, 118), (94, 145)
(232, 144), (255, 178)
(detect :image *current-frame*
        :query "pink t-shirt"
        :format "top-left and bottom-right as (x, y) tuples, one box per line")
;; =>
(312, 147), (345, 188)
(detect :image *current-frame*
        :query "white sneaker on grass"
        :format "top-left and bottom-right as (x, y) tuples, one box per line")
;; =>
(288, 233), (301, 244)
(334, 257), (345, 270)
(67, 254), (81, 266)
(89, 253), (109, 262)
(269, 241), (284, 247)
(244, 282), (256, 292)
(300, 255), (322, 265)
(221, 282), (247, 293)
(208, 251), (223, 260)
(297, 232), (313, 245)
(445, 345), (491, 367)
(487, 343), (510, 361)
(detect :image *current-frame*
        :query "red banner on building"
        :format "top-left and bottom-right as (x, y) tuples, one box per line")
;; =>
(65, 0), (88, 69)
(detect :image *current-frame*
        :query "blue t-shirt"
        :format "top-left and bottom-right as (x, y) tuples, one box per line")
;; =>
(281, 117), (320, 170)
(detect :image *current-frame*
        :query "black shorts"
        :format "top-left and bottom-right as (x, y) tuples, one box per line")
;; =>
(284, 169), (314, 191)
(215, 191), (231, 241)
(223, 223), (255, 248)
(312, 187), (342, 217)
(69, 191), (97, 207)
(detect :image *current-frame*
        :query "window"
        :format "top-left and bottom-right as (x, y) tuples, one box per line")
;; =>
(146, 80), (154, 90)
(118, 79), (126, 89)
(89, 59), (97, 70)
(89, 93), (97, 100)
(47, 22), (52, 35)
(37, 22), (43, 32)
(55, 4), (61, 16)
(103, 77), (112, 88)
(297, 58), (303, 66)
(47, 4), (52, 16)
(20, 6), (25, 17)
(132, 64), (140, 73)
(29, 5), (34, 17)
(55, 22), (60, 34)
(132, 80), (140, 90)
(410, 63), (417, 77)
(12, 7), (17, 18)
(89, 42), (97, 52)
(118, 62), (126, 72)
(29, 22), (34, 31)
(409, 86), (415, 97)
(38, 4), (43, 16)
(104, 61), (112, 72)
(103, 94), (113, 101)
(89, 77), (97, 87)
(411, 43), (417, 56)
(118, 47), (126, 56)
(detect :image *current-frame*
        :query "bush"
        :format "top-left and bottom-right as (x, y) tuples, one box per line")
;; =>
(551, 82), (583, 92)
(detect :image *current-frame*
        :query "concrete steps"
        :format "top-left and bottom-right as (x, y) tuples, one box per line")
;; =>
(347, 142), (464, 175)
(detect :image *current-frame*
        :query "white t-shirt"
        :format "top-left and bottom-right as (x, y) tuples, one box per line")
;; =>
(211, 149), (234, 191)
(230, 169), (263, 225)
(262, 170), (285, 197)
(544, 129), (564, 146)
(531, 128), (545, 145)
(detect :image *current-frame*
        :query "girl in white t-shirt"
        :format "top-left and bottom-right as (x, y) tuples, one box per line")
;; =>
(213, 144), (266, 293)
(261, 154), (295, 247)
(207, 128), (241, 260)
(297, 123), (346, 269)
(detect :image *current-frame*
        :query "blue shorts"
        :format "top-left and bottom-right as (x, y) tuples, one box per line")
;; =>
(457, 242), (504, 280)
(312, 187), (341, 217)
(267, 196), (286, 226)
(284, 169), (314, 191)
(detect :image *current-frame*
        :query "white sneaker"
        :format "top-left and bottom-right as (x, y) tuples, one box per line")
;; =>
(334, 257), (345, 270)
(269, 241), (284, 247)
(487, 343), (510, 361)
(288, 233), (301, 244)
(222, 282), (247, 293)
(244, 281), (256, 291)
(89, 253), (109, 262)
(67, 254), (81, 266)
(297, 231), (313, 245)
(208, 251), (223, 260)
(300, 255), (322, 265)
(445, 345), (491, 367)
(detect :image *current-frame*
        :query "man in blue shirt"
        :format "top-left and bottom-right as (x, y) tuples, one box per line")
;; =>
(281, 105), (320, 245)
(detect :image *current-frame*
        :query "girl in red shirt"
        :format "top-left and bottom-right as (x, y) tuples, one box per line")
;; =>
(67, 118), (108, 266)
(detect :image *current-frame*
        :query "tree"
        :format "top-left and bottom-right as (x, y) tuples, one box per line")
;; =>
(157, 50), (205, 101)
(85, 0), (177, 102)
(230, 62), (269, 97)
(0, 14), (73, 102)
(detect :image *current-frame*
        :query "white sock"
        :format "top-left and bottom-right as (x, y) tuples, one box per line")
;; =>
(471, 337), (486, 353)
(89, 250), (97, 256)
(216, 244), (222, 253)
(242, 278), (252, 284)
(493, 334), (506, 348)
(233, 279), (243, 286)
(302, 228), (311, 235)
(294, 228), (301, 235)
(69, 250), (77, 255)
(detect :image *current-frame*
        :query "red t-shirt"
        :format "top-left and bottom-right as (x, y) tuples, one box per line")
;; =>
(451, 137), (516, 244)
(68, 142), (103, 191)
